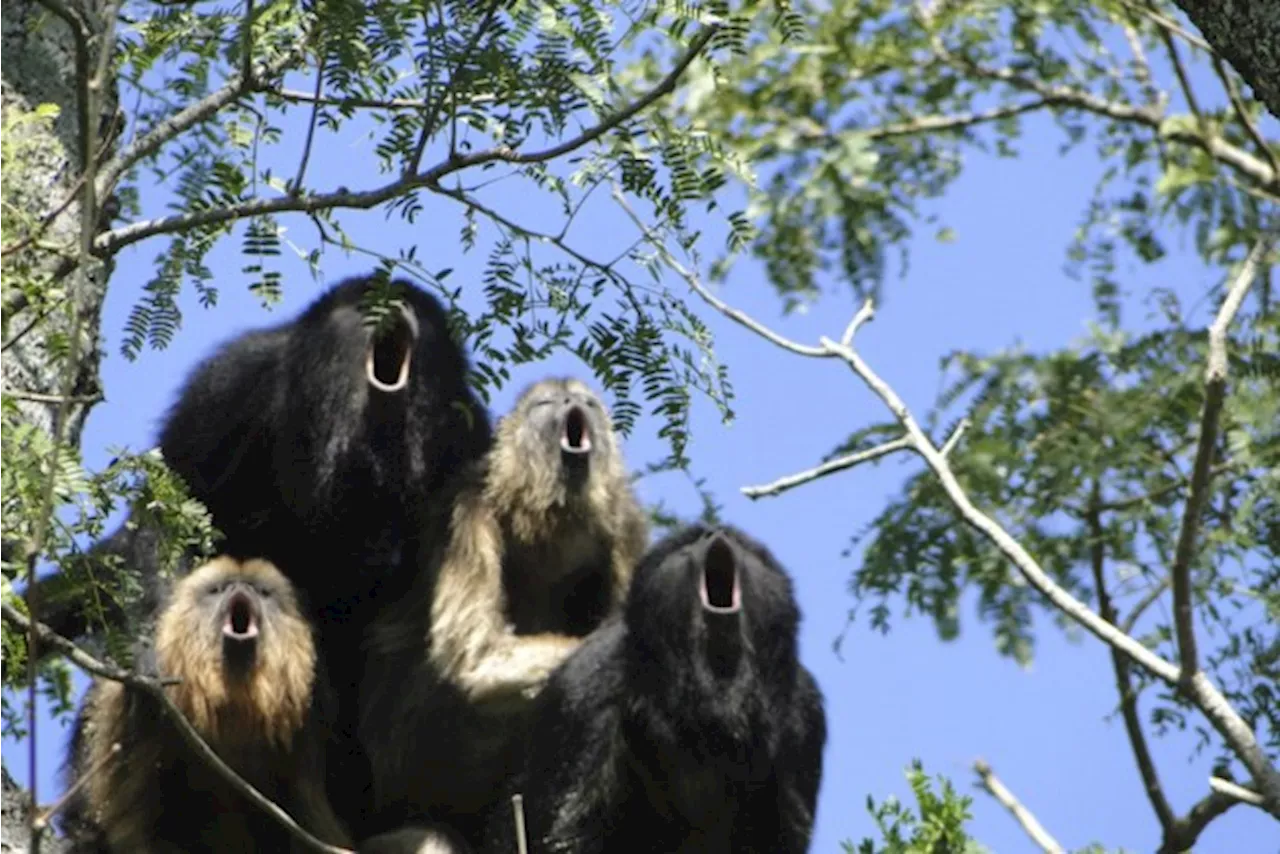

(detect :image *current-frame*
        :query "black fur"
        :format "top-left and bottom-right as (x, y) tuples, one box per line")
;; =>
(482, 523), (827, 854)
(42, 274), (494, 838)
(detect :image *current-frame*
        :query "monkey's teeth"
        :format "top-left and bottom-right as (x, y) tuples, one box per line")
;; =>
(560, 434), (592, 454)
(365, 347), (412, 393)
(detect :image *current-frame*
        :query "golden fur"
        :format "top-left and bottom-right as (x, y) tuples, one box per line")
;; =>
(153, 557), (315, 749)
(428, 377), (649, 703)
(75, 557), (350, 853)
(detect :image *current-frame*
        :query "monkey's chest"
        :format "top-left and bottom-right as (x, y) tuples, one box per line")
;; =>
(501, 530), (611, 636)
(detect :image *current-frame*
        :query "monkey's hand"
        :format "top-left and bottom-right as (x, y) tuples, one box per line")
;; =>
(460, 632), (580, 704)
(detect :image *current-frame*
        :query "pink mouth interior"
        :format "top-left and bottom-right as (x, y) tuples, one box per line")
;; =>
(223, 591), (260, 640)
(561, 406), (592, 454)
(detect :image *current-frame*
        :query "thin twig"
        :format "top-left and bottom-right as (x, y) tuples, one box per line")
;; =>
(292, 59), (325, 192)
(239, 0), (256, 90)
(742, 437), (913, 499)
(1087, 484), (1176, 833)
(0, 171), (91, 257)
(406, 1), (502, 176)
(1117, 0), (1211, 52)
(1169, 232), (1273, 679)
(1120, 575), (1171, 634)
(1154, 15), (1209, 144)
(33, 743), (121, 831)
(512, 794), (529, 854)
(973, 759), (1065, 854)
(1212, 56), (1280, 177)
(0, 605), (354, 854)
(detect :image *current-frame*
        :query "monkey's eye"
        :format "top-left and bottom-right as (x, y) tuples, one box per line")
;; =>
(254, 585), (272, 598)
(584, 398), (601, 410)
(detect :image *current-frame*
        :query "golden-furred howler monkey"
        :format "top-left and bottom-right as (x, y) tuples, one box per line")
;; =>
(63, 557), (351, 854)
(358, 377), (649, 848)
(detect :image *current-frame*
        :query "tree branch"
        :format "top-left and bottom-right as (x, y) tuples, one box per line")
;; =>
(1087, 485), (1176, 834)
(741, 437), (912, 500)
(0, 604), (354, 854)
(1212, 56), (1280, 178)
(923, 32), (1279, 196)
(92, 24), (721, 258)
(663, 233), (1280, 813)
(95, 41), (310, 200)
(1210, 776), (1265, 807)
(973, 759), (1065, 854)
(1170, 232), (1272, 679)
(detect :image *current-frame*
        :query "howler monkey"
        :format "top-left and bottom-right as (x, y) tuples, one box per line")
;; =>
(36, 273), (492, 649)
(357, 377), (649, 846)
(63, 557), (351, 854)
(44, 273), (494, 838)
(483, 523), (828, 854)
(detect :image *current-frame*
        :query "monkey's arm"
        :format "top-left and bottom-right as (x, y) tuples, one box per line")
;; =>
(429, 498), (580, 704)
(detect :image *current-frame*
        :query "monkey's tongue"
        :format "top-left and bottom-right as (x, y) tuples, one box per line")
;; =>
(700, 535), (741, 614)
(561, 406), (592, 454)
(223, 592), (260, 640)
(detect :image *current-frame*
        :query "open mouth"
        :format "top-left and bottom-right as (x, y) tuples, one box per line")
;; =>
(560, 405), (592, 455)
(223, 590), (260, 641)
(700, 535), (741, 614)
(365, 302), (418, 393)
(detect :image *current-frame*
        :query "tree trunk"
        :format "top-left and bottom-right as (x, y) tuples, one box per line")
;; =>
(1, 0), (117, 848)
(1173, 0), (1280, 119)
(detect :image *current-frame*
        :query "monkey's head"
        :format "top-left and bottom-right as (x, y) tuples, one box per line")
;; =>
(626, 524), (802, 728)
(490, 377), (627, 514)
(155, 557), (317, 749)
(281, 276), (492, 530)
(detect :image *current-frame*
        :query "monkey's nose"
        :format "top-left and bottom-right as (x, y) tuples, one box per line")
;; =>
(366, 301), (418, 393)
(560, 405), (592, 454)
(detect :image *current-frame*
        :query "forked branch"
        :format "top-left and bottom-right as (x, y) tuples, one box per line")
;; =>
(642, 206), (1280, 815)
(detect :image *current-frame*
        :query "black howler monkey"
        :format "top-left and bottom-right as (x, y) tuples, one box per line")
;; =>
(482, 523), (828, 854)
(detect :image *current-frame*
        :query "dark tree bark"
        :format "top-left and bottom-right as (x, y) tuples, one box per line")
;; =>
(1173, 0), (1280, 119)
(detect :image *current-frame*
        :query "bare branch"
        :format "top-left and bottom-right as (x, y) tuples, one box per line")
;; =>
(939, 417), (969, 458)
(923, 34), (1279, 196)
(676, 268), (1280, 813)
(855, 99), (1054, 140)
(34, 743), (120, 831)
(0, 604), (354, 854)
(1170, 232), (1273, 678)
(512, 794), (529, 854)
(269, 88), (429, 110)
(1120, 575), (1171, 634)
(1212, 56), (1280, 178)
(840, 299), (876, 346)
(611, 188), (826, 359)
(973, 759), (1065, 854)
(1210, 776), (1265, 807)
(1116, 0), (1212, 52)
(292, 60), (324, 192)
(1159, 789), (1239, 854)
(741, 437), (912, 500)
(1155, 21), (1206, 134)
(1087, 486), (1176, 833)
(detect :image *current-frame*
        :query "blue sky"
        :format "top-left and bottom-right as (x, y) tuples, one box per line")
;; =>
(5, 35), (1279, 854)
